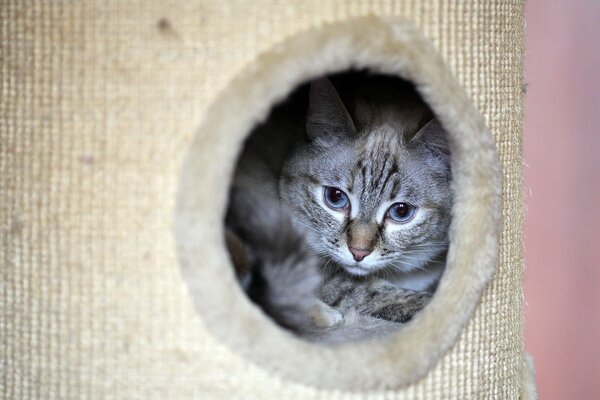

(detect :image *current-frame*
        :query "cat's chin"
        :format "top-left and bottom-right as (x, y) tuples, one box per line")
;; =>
(341, 264), (374, 277)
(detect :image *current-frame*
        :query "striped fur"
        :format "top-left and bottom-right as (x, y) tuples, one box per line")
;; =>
(228, 73), (452, 341)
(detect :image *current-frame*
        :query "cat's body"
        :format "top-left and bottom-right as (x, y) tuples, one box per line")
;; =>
(226, 189), (430, 344)
(228, 73), (452, 342)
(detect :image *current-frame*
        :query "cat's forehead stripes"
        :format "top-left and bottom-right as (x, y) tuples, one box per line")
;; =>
(372, 154), (398, 194)
(349, 159), (400, 220)
(351, 130), (404, 192)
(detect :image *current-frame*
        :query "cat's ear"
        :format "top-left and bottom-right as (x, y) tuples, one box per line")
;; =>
(306, 77), (356, 144)
(411, 118), (451, 167)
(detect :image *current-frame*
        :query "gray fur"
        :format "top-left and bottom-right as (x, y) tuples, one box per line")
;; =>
(227, 73), (453, 342)
(226, 188), (325, 333)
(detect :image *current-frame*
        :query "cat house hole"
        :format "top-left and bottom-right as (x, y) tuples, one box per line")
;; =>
(176, 17), (501, 389)
(225, 71), (452, 344)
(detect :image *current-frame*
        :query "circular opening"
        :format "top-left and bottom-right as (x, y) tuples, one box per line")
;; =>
(227, 70), (450, 344)
(176, 16), (501, 390)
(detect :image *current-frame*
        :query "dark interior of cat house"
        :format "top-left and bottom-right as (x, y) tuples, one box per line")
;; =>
(224, 71), (452, 344)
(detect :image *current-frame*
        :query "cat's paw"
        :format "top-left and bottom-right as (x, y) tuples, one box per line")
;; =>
(307, 302), (343, 328)
(371, 292), (432, 324)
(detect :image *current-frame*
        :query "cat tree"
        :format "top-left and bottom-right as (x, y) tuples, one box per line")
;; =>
(1, 2), (535, 399)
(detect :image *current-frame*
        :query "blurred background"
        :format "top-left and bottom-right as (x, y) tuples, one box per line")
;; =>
(524, 1), (600, 399)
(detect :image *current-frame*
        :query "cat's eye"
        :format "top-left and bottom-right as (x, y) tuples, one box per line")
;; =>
(323, 186), (350, 210)
(387, 202), (417, 223)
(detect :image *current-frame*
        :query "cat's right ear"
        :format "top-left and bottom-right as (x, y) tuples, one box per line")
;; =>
(306, 77), (356, 145)
(411, 118), (451, 171)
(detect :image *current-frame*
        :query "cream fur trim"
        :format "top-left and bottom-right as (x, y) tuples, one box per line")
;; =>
(176, 16), (501, 390)
(520, 353), (538, 400)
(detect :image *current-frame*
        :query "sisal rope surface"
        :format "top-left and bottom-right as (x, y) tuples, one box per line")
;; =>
(1, 1), (524, 398)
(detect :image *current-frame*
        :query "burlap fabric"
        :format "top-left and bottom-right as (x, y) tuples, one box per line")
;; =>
(1, 2), (529, 399)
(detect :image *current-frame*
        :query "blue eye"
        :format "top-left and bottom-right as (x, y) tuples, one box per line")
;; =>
(323, 186), (349, 210)
(387, 202), (417, 223)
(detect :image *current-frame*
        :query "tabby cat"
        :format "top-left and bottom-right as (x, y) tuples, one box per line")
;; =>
(226, 72), (452, 343)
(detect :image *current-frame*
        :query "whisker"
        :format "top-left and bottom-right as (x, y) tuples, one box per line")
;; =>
(294, 221), (320, 234)
(409, 244), (448, 249)
(388, 259), (427, 272)
(385, 263), (410, 274)
(398, 254), (437, 263)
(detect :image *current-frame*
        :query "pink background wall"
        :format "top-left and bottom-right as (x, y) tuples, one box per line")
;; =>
(524, 1), (600, 399)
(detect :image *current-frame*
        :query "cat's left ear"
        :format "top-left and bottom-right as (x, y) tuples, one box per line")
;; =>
(306, 77), (356, 145)
(411, 118), (451, 167)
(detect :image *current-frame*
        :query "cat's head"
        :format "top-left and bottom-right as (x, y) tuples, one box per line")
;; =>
(279, 77), (452, 277)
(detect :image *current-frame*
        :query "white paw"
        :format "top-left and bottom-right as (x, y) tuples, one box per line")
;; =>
(308, 302), (342, 328)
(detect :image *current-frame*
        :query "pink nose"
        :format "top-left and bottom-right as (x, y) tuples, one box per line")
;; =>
(349, 247), (372, 262)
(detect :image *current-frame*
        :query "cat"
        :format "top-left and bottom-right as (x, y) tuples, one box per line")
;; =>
(226, 72), (452, 343)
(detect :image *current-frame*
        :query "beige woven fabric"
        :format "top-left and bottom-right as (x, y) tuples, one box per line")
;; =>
(1, 1), (526, 399)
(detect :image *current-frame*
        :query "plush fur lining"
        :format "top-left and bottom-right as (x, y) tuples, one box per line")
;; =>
(176, 16), (501, 390)
(520, 353), (538, 400)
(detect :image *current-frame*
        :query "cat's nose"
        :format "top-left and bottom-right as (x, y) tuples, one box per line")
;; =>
(349, 247), (371, 262)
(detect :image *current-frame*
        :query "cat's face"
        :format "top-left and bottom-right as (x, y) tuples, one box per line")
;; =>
(279, 77), (452, 277)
